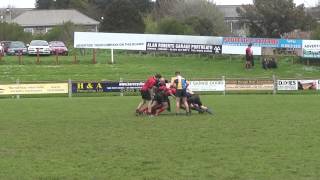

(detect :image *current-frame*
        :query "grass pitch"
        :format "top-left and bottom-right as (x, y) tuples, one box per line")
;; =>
(0, 53), (319, 82)
(1, 95), (320, 179)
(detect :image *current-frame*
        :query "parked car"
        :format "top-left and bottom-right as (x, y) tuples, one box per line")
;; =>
(0, 41), (12, 54)
(49, 41), (68, 55)
(27, 40), (51, 55)
(6, 41), (28, 55)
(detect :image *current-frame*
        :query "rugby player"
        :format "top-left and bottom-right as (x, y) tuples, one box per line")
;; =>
(171, 71), (190, 116)
(184, 89), (213, 115)
(136, 73), (161, 115)
(150, 78), (176, 116)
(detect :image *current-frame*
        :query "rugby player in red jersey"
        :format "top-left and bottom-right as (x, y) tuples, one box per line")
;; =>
(136, 73), (161, 115)
(150, 78), (176, 116)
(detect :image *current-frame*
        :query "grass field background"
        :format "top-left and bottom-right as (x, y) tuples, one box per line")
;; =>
(1, 52), (320, 179)
(1, 95), (320, 179)
(0, 53), (319, 83)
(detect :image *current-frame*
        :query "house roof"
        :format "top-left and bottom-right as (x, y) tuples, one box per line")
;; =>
(13, 9), (99, 27)
(216, 5), (242, 19)
(0, 8), (33, 22)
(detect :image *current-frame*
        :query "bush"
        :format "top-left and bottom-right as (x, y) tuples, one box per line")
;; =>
(0, 22), (32, 42)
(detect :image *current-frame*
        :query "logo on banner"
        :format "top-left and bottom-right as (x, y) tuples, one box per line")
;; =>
(213, 46), (222, 54)
(277, 80), (298, 91)
(189, 81), (225, 92)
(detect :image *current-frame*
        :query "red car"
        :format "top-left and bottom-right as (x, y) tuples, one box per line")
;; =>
(49, 41), (68, 56)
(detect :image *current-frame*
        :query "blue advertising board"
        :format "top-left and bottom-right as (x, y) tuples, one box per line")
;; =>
(72, 82), (144, 93)
(278, 39), (302, 49)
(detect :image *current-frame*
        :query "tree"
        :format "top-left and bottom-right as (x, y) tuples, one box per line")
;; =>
(36, 0), (90, 12)
(131, 0), (153, 14)
(100, 0), (145, 33)
(157, 17), (193, 35)
(152, 0), (228, 36)
(0, 22), (32, 42)
(41, 22), (83, 46)
(237, 0), (315, 37)
(184, 16), (214, 36)
(35, 0), (54, 9)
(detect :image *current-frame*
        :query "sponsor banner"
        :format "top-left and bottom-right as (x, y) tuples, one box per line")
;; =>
(72, 82), (144, 93)
(302, 40), (320, 58)
(74, 32), (223, 50)
(146, 42), (222, 54)
(222, 45), (262, 55)
(188, 81), (225, 92)
(278, 39), (302, 49)
(297, 80), (318, 90)
(277, 80), (298, 91)
(223, 37), (279, 47)
(226, 80), (274, 91)
(0, 83), (68, 95)
(74, 32), (146, 50)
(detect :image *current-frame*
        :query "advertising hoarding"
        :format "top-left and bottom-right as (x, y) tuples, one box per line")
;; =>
(0, 83), (68, 95)
(277, 80), (298, 91)
(302, 40), (320, 58)
(72, 82), (144, 93)
(146, 42), (222, 54)
(222, 45), (262, 55)
(226, 80), (274, 91)
(74, 32), (223, 50)
(188, 81), (225, 92)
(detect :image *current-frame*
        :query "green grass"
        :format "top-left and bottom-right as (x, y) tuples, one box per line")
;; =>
(1, 95), (320, 179)
(0, 52), (319, 83)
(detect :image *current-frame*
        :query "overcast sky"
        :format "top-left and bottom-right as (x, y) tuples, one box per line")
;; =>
(0, 0), (318, 8)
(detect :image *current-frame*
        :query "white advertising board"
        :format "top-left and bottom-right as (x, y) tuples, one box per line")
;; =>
(318, 80), (320, 90)
(277, 80), (298, 91)
(222, 45), (262, 55)
(74, 32), (147, 50)
(74, 32), (223, 50)
(302, 40), (320, 58)
(189, 81), (225, 92)
(0, 83), (68, 95)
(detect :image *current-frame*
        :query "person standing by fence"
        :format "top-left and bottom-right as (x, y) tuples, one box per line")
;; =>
(245, 43), (253, 69)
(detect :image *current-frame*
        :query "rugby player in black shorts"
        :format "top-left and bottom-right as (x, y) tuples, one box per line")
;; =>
(183, 89), (213, 114)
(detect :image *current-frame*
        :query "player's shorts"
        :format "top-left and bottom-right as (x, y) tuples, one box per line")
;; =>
(188, 94), (202, 106)
(154, 92), (167, 104)
(175, 89), (187, 98)
(141, 90), (151, 100)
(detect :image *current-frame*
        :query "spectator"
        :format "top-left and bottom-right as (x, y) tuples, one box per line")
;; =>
(245, 43), (253, 69)
(262, 57), (277, 70)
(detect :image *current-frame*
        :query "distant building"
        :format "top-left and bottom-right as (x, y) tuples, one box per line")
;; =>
(12, 9), (100, 35)
(0, 8), (32, 23)
(216, 5), (248, 36)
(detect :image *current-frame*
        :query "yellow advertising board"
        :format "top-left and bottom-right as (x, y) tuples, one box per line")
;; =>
(226, 80), (274, 91)
(0, 83), (68, 95)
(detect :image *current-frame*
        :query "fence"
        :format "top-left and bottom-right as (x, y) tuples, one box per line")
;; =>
(1, 76), (319, 99)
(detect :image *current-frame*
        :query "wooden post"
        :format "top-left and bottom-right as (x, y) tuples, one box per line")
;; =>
(92, 49), (96, 64)
(36, 49), (40, 64)
(73, 49), (78, 64)
(55, 51), (59, 65)
(18, 50), (23, 65)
